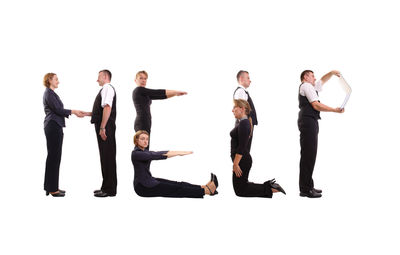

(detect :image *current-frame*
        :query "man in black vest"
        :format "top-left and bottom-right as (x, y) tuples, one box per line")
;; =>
(234, 70), (258, 150)
(298, 70), (344, 198)
(88, 69), (117, 197)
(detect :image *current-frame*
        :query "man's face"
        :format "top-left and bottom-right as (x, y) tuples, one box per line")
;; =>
(304, 72), (316, 85)
(239, 73), (251, 88)
(97, 72), (106, 86)
(135, 73), (148, 87)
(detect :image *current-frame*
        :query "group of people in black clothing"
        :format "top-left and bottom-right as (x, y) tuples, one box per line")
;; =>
(42, 69), (344, 198)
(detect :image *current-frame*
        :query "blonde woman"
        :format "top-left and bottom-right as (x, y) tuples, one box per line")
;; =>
(230, 99), (285, 198)
(42, 73), (84, 197)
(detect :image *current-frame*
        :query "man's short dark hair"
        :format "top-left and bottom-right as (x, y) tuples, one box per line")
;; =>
(236, 70), (249, 81)
(300, 70), (313, 82)
(99, 69), (112, 81)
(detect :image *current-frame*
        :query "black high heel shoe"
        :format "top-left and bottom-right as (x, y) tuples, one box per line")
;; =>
(211, 173), (219, 188)
(59, 189), (66, 194)
(268, 178), (286, 195)
(45, 191), (65, 197)
(205, 185), (218, 196)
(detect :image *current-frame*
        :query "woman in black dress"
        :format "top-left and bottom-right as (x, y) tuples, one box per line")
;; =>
(131, 130), (218, 198)
(132, 71), (187, 134)
(43, 73), (84, 197)
(230, 99), (285, 198)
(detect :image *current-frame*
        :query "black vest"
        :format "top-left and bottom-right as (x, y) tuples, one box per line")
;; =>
(298, 83), (320, 120)
(91, 85), (117, 124)
(234, 87), (258, 126)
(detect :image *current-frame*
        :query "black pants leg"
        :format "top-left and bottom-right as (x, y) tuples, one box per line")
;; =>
(231, 155), (273, 198)
(134, 178), (205, 198)
(44, 121), (63, 192)
(298, 117), (319, 193)
(95, 123), (117, 195)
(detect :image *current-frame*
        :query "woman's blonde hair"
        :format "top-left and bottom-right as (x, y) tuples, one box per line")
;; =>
(133, 130), (150, 146)
(233, 99), (253, 137)
(43, 73), (56, 88)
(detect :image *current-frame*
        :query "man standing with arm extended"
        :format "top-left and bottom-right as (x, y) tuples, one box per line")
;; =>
(233, 70), (258, 150)
(88, 69), (117, 197)
(298, 70), (344, 198)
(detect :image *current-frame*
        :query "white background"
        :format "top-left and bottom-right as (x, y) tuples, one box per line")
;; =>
(1, 0), (399, 254)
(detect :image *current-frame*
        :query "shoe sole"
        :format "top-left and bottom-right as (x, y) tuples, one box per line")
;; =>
(299, 193), (322, 198)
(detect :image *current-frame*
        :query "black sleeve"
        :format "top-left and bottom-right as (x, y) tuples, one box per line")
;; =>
(237, 120), (250, 155)
(132, 150), (168, 161)
(140, 87), (167, 100)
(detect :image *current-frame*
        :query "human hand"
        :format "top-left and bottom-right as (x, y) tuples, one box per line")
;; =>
(72, 110), (85, 118)
(82, 111), (92, 117)
(176, 91), (187, 96)
(99, 128), (107, 141)
(233, 164), (242, 177)
(335, 107), (345, 113)
(331, 70), (341, 77)
(179, 151), (193, 156)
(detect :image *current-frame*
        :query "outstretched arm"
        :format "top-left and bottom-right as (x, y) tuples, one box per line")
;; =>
(163, 151), (193, 158)
(311, 101), (344, 113)
(165, 90), (187, 98)
(320, 70), (341, 84)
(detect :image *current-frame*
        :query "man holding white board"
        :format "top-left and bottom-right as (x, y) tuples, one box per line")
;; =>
(298, 70), (344, 198)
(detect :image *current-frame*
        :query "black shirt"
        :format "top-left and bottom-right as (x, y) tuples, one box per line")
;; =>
(132, 86), (167, 132)
(230, 118), (251, 157)
(131, 147), (168, 187)
(43, 88), (71, 128)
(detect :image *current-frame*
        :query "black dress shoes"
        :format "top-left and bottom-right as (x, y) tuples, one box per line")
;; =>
(300, 189), (322, 198)
(46, 191), (65, 197)
(93, 189), (102, 194)
(94, 191), (115, 197)
(313, 188), (322, 193)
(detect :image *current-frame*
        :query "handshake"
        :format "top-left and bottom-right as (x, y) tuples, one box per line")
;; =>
(71, 110), (91, 118)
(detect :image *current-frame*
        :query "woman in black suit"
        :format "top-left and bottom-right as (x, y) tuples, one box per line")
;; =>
(132, 71), (187, 135)
(230, 99), (286, 198)
(131, 130), (218, 198)
(43, 73), (84, 197)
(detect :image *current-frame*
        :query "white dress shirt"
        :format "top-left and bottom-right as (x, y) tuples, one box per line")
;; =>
(299, 80), (323, 103)
(234, 85), (249, 100)
(101, 83), (115, 108)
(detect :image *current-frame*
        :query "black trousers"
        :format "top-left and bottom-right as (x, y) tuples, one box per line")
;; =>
(44, 120), (64, 192)
(95, 122), (117, 195)
(231, 154), (273, 198)
(298, 116), (319, 193)
(134, 178), (205, 198)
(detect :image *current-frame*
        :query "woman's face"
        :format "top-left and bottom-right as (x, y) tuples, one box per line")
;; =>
(232, 105), (245, 119)
(137, 134), (149, 149)
(50, 75), (59, 89)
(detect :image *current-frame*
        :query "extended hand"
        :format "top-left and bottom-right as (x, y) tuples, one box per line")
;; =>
(331, 70), (341, 77)
(99, 128), (107, 141)
(179, 151), (193, 156)
(233, 164), (242, 177)
(72, 110), (85, 118)
(176, 91), (187, 96)
(335, 107), (345, 113)
(82, 111), (92, 117)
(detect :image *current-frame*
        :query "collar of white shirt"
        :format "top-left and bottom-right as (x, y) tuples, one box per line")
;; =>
(238, 84), (248, 92)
